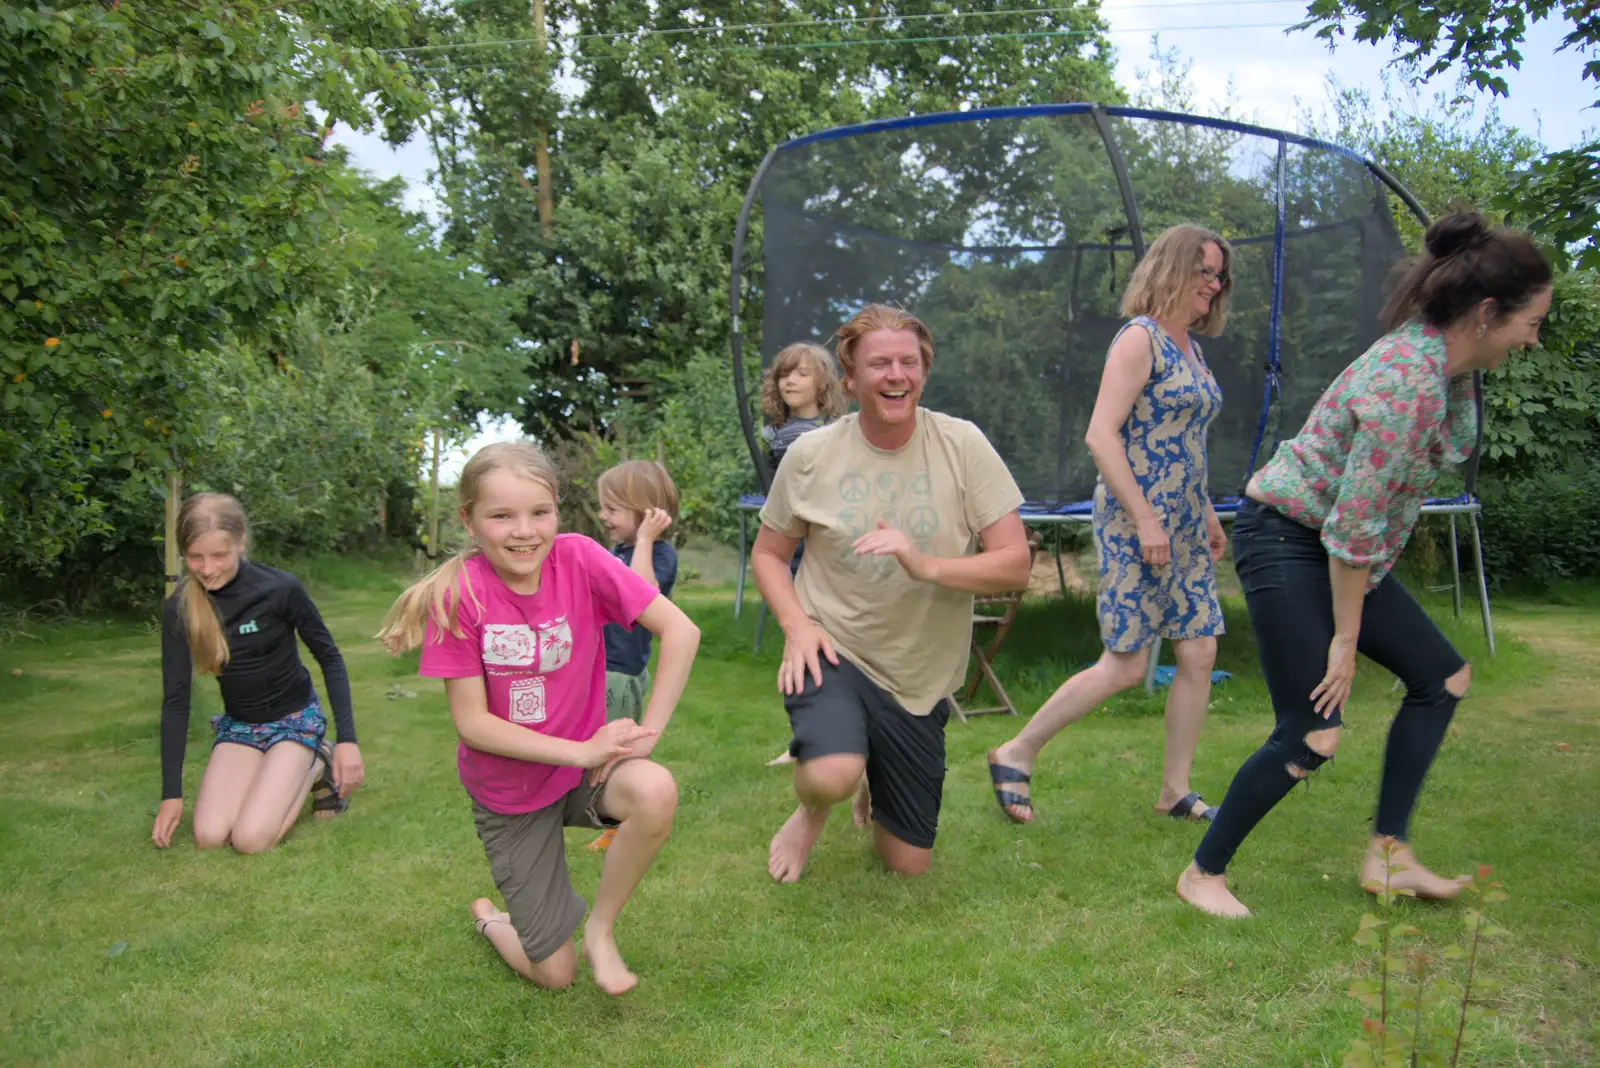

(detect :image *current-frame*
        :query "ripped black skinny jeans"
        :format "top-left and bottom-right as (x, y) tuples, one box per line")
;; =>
(1193, 500), (1466, 876)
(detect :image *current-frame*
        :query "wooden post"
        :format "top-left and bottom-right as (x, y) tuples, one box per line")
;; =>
(163, 470), (182, 599)
(427, 428), (442, 560)
(532, 0), (553, 235)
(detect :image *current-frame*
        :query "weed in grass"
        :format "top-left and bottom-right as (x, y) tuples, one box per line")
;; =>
(1346, 836), (1511, 1067)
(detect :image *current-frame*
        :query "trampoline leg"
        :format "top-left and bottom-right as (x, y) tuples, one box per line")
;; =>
(1468, 509), (1496, 656)
(1053, 526), (1067, 596)
(735, 510), (748, 620)
(754, 602), (767, 654)
(1144, 636), (1162, 694)
(1448, 514), (1463, 619)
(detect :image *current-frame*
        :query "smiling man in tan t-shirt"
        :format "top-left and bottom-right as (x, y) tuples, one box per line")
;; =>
(754, 303), (1030, 882)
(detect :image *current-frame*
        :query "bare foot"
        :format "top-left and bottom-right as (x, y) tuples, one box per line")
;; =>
(768, 804), (828, 883)
(987, 744), (1034, 824)
(582, 922), (638, 996)
(1360, 841), (1470, 900)
(851, 776), (871, 828)
(1176, 862), (1250, 918)
(765, 749), (796, 767)
(470, 897), (509, 936)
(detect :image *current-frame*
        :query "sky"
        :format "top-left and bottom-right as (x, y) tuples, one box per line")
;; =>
(1101, 0), (1594, 145)
(332, 2), (1594, 478)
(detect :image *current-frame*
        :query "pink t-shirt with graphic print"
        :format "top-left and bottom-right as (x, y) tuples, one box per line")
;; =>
(418, 534), (659, 815)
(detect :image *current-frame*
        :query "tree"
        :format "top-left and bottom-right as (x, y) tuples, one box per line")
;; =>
(1, 158), (529, 608)
(0, 0), (426, 579)
(1301, 83), (1600, 476)
(400, 1), (1123, 539)
(1296, 1), (1600, 268)
(406, 0), (1121, 436)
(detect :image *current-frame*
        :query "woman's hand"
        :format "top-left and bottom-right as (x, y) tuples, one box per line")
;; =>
(1311, 634), (1358, 718)
(778, 619), (839, 696)
(331, 742), (364, 798)
(152, 798), (183, 849)
(1136, 515), (1171, 567)
(584, 719), (658, 784)
(1205, 515), (1228, 563)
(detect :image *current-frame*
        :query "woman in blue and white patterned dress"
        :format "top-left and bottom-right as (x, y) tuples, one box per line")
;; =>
(987, 224), (1231, 826)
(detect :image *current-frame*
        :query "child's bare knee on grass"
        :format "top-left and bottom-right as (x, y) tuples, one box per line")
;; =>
(521, 944), (577, 989)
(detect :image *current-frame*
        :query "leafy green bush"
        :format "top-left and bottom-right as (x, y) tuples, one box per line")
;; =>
(1480, 270), (1600, 475)
(1479, 464), (1600, 588)
(183, 340), (412, 557)
(562, 353), (760, 548)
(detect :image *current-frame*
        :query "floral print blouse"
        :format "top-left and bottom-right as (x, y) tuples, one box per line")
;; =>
(1254, 319), (1477, 588)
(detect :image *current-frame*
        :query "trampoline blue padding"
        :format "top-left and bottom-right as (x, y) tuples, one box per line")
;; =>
(730, 490), (1493, 674)
(736, 493), (1479, 515)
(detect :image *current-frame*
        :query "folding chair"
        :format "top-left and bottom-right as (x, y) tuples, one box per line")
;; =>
(949, 530), (1043, 722)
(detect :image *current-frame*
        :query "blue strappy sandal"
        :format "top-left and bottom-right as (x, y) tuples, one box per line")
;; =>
(987, 751), (1034, 823)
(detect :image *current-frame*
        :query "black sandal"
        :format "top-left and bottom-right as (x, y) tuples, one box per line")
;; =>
(311, 743), (348, 816)
(1166, 791), (1214, 823)
(987, 751), (1034, 823)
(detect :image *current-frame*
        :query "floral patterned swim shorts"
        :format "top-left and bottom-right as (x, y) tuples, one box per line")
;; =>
(211, 698), (326, 755)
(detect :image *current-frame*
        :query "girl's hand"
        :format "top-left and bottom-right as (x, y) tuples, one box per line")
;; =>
(1136, 515), (1171, 566)
(332, 742), (364, 798)
(152, 798), (183, 849)
(1311, 634), (1358, 718)
(637, 508), (673, 542)
(583, 719), (658, 784)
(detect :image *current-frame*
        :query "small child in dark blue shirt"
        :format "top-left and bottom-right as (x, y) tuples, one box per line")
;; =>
(588, 460), (680, 850)
(760, 341), (847, 475)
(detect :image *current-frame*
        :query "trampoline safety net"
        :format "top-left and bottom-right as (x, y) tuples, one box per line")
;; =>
(750, 105), (1413, 506)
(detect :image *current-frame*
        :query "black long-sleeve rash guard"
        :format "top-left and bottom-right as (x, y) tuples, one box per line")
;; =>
(160, 561), (357, 800)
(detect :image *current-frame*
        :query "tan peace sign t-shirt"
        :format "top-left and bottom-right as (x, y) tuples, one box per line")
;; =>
(760, 409), (1025, 715)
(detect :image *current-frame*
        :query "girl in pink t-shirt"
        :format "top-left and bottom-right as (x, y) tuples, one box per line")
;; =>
(379, 442), (701, 996)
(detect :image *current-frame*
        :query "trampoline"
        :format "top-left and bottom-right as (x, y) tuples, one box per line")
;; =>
(727, 104), (1496, 672)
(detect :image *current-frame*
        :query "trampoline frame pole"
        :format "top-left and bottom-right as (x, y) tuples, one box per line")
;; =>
(729, 146), (783, 495)
(1053, 526), (1068, 595)
(729, 147), (781, 624)
(1470, 508), (1496, 655)
(1089, 104), (1147, 258)
(1448, 513), (1463, 619)
(735, 508), (748, 620)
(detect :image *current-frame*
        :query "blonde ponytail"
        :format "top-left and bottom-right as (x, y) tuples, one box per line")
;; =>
(179, 574), (232, 675)
(378, 440), (561, 655)
(377, 550), (481, 654)
(174, 493), (248, 675)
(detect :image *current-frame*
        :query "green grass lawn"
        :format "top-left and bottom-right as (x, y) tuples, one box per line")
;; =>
(2, 555), (1596, 1067)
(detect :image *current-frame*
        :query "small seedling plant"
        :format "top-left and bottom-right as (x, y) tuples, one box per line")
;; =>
(1345, 837), (1509, 1067)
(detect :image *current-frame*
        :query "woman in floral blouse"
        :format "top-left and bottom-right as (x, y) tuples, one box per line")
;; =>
(1177, 213), (1552, 918)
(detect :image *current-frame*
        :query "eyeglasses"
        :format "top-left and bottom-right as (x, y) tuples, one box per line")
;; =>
(1197, 265), (1229, 286)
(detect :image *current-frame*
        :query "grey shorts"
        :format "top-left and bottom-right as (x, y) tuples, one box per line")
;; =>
(605, 668), (650, 723)
(471, 775), (621, 964)
(784, 656), (950, 850)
